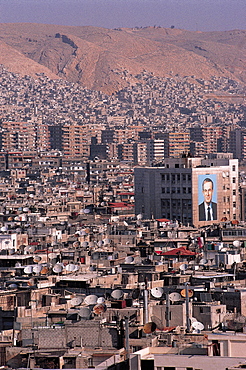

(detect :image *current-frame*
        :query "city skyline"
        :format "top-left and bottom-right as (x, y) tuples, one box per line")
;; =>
(0, 0), (245, 32)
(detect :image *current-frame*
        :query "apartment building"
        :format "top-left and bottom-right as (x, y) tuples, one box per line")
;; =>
(134, 154), (240, 226)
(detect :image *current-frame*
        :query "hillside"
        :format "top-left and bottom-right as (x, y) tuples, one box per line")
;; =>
(0, 23), (245, 93)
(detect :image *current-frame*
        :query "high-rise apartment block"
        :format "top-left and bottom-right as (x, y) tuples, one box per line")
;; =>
(135, 154), (239, 227)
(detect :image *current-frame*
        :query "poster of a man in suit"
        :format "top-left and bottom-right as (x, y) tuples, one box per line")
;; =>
(198, 174), (217, 221)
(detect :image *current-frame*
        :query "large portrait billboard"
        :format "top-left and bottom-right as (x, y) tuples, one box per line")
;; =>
(198, 174), (217, 221)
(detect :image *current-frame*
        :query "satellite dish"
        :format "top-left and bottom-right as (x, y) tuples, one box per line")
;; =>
(28, 246), (35, 253)
(89, 242), (95, 247)
(93, 303), (107, 315)
(84, 295), (98, 306)
(53, 263), (63, 273)
(180, 289), (194, 298)
(7, 283), (18, 290)
(27, 278), (37, 287)
(104, 238), (110, 245)
(180, 263), (188, 271)
(78, 307), (91, 319)
(190, 317), (198, 324)
(82, 241), (88, 248)
(125, 256), (134, 264)
(98, 241), (103, 247)
(111, 289), (124, 300)
(151, 316), (165, 331)
(151, 287), (164, 299)
(33, 256), (42, 263)
(169, 292), (182, 302)
(192, 321), (204, 331)
(132, 288), (141, 300)
(41, 266), (49, 275)
(134, 256), (142, 265)
(137, 214), (143, 220)
(233, 240), (241, 248)
(70, 296), (83, 307)
(33, 265), (42, 274)
(97, 297), (105, 304)
(66, 264), (76, 272)
(199, 258), (208, 265)
(83, 208), (90, 214)
(143, 322), (157, 334)
(48, 253), (57, 260)
(24, 266), (33, 274)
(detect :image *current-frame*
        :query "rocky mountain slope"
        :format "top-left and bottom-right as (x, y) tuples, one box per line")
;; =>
(0, 23), (245, 93)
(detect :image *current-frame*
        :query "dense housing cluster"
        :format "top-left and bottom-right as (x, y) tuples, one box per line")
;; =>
(0, 65), (246, 370)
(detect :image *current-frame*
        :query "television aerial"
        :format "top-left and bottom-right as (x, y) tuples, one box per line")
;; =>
(70, 296), (83, 307)
(93, 303), (107, 315)
(33, 265), (42, 274)
(41, 266), (49, 275)
(169, 292), (182, 302)
(48, 253), (57, 260)
(179, 263), (188, 272)
(84, 295), (98, 306)
(180, 288), (193, 298)
(151, 287), (164, 299)
(233, 240), (241, 248)
(65, 264), (77, 272)
(53, 263), (63, 274)
(151, 316), (165, 331)
(78, 307), (91, 320)
(24, 266), (33, 274)
(125, 256), (134, 264)
(132, 288), (141, 300)
(111, 289), (124, 300)
(97, 297), (105, 304)
(199, 258), (208, 265)
(143, 322), (157, 334)
(33, 256), (42, 263)
(192, 321), (204, 332)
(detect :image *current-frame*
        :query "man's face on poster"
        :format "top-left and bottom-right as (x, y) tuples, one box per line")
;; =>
(203, 180), (213, 205)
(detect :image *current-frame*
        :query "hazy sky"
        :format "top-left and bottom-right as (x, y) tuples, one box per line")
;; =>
(0, 0), (245, 32)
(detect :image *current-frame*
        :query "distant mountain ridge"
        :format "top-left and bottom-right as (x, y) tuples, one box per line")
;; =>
(0, 23), (245, 93)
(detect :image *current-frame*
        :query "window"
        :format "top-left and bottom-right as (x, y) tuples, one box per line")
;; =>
(183, 187), (186, 194)
(166, 187), (170, 193)
(177, 187), (180, 194)
(188, 187), (191, 193)
(232, 165), (236, 171)
(233, 202), (236, 207)
(177, 174), (180, 181)
(233, 189), (236, 196)
(166, 174), (170, 181)
(175, 163), (179, 168)
(182, 174), (186, 181)
(162, 188), (165, 193)
(232, 177), (236, 183)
